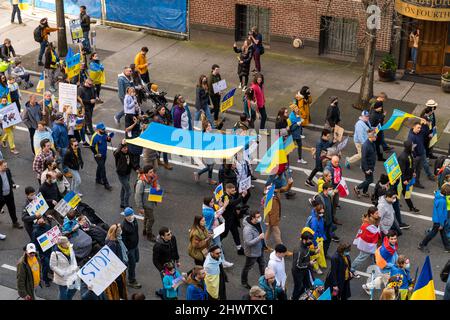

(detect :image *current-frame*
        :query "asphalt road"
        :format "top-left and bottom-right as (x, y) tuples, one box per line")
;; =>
(0, 85), (447, 300)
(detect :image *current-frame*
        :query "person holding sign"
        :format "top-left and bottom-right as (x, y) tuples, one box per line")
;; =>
(16, 243), (41, 300)
(79, 6), (92, 53)
(50, 236), (79, 300)
(162, 262), (184, 300)
(207, 64), (222, 123)
(44, 42), (59, 92)
(0, 160), (22, 229)
(31, 215), (53, 287)
(0, 97), (20, 154)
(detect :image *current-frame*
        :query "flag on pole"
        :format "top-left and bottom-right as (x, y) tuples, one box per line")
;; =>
(336, 178), (349, 197)
(429, 127), (438, 148)
(380, 109), (418, 131)
(283, 135), (297, 156)
(374, 124), (382, 135)
(89, 60), (106, 85)
(214, 183), (223, 202)
(317, 287), (331, 300)
(263, 184), (275, 219)
(65, 47), (81, 80)
(36, 72), (45, 93)
(410, 256), (436, 300)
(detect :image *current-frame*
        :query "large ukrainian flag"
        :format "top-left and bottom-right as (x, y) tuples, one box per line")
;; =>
(127, 122), (256, 159)
(256, 137), (288, 175)
(410, 256), (436, 300)
(89, 60), (106, 85)
(380, 109), (418, 131)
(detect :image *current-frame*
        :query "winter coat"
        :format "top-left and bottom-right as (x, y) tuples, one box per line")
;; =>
(39, 182), (61, 207)
(52, 122), (69, 150)
(310, 210), (327, 241)
(369, 109), (385, 127)
(80, 12), (90, 32)
(207, 72), (221, 97)
(315, 192), (333, 227)
(398, 141), (415, 182)
(408, 129), (426, 157)
(17, 253), (42, 300)
(378, 196), (395, 235)
(188, 226), (210, 262)
(22, 101), (42, 129)
(152, 235), (180, 271)
(123, 94), (138, 115)
(113, 147), (133, 176)
(195, 86), (210, 111)
(326, 104), (341, 127)
(242, 216), (263, 258)
(0, 169), (14, 200)
(77, 84), (96, 110)
(163, 270), (182, 299)
(63, 146), (83, 170)
(353, 118), (372, 144)
(324, 252), (352, 300)
(315, 139), (333, 169)
(268, 251), (287, 290)
(49, 246), (78, 286)
(258, 275), (284, 300)
(134, 52), (148, 75)
(432, 191), (448, 227)
(121, 219), (139, 250)
(117, 73), (133, 103)
(295, 95), (312, 126)
(186, 275), (208, 300)
(134, 176), (158, 210)
(288, 111), (303, 140)
(233, 45), (253, 77)
(361, 139), (376, 172)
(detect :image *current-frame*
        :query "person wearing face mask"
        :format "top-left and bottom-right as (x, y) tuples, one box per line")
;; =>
(39, 172), (61, 209)
(397, 140), (420, 213)
(314, 182), (339, 256)
(31, 215), (53, 287)
(325, 96), (341, 131)
(408, 120), (434, 188)
(369, 101), (388, 161)
(90, 122), (113, 190)
(306, 202), (327, 274)
(354, 131), (377, 198)
(241, 211), (266, 289)
(121, 207), (142, 289)
(345, 110), (373, 169)
(291, 231), (315, 300)
(377, 189), (399, 237)
(325, 243), (355, 300)
(390, 255), (414, 300)
(371, 173), (390, 206)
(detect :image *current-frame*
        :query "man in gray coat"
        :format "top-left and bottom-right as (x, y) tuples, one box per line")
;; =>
(377, 189), (397, 237)
(241, 211), (265, 289)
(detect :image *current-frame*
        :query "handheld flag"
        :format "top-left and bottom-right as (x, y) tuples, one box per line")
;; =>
(65, 47), (81, 79)
(336, 178), (349, 197)
(0, 83), (10, 102)
(374, 124), (382, 135)
(263, 184), (275, 219)
(410, 256), (436, 300)
(380, 109), (418, 131)
(36, 72), (45, 93)
(283, 135), (297, 156)
(317, 287), (331, 300)
(220, 88), (236, 113)
(148, 188), (163, 203)
(256, 137), (288, 175)
(214, 183), (223, 202)
(89, 60), (106, 85)
(429, 127), (438, 148)
(404, 177), (415, 199)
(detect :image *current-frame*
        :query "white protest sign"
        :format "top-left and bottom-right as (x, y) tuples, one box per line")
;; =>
(0, 102), (22, 128)
(58, 83), (78, 112)
(213, 79), (227, 94)
(37, 226), (62, 252)
(213, 222), (225, 239)
(239, 176), (251, 193)
(78, 245), (127, 296)
(54, 191), (81, 217)
(25, 192), (49, 217)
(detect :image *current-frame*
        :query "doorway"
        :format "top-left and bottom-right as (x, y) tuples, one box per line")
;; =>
(416, 21), (448, 74)
(319, 16), (358, 57)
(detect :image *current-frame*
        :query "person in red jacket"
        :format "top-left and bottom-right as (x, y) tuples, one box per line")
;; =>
(250, 73), (267, 132)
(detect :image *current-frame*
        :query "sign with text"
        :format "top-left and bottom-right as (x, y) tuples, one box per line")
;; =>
(25, 192), (49, 217)
(69, 19), (84, 43)
(54, 191), (81, 217)
(213, 79), (227, 94)
(220, 88), (236, 113)
(58, 83), (78, 112)
(78, 245), (127, 296)
(384, 153), (402, 184)
(238, 176), (251, 193)
(37, 226), (62, 252)
(0, 102), (22, 129)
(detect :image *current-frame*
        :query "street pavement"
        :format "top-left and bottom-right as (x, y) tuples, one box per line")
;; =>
(0, 87), (447, 300)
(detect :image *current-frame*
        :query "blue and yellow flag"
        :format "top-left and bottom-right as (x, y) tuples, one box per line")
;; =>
(374, 123), (382, 135)
(429, 127), (438, 148)
(256, 137), (288, 175)
(89, 60), (105, 85)
(148, 188), (163, 203)
(410, 256), (436, 300)
(317, 287), (331, 300)
(283, 135), (297, 155)
(0, 84), (10, 102)
(214, 183), (223, 202)
(36, 72), (45, 93)
(380, 109), (418, 131)
(19, 0), (30, 10)
(66, 47), (81, 80)
(264, 184), (275, 219)
(220, 88), (236, 113)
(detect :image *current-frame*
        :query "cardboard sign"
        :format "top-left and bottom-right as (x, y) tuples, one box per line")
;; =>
(0, 102), (22, 129)
(333, 125), (345, 142)
(220, 88), (236, 113)
(78, 245), (127, 296)
(54, 191), (81, 217)
(239, 176), (251, 193)
(384, 153), (402, 184)
(37, 226), (62, 252)
(58, 83), (78, 112)
(69, 19), (84, 44)
(213, 79), (227, 94)
(25, 192), (49, 217)
(213, 222), (225, 239)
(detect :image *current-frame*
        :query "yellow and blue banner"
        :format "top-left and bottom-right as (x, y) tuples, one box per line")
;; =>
(380, 109), (418, 131)
(65, 47), (81, 80)
(63, 191), (81, 208)
(127, 122), (256, 159)
(429, 127), (438, 148)
(220, 88), (236, 113)
(384, 153), (402, 184)
(36, 72), (45, 93)
(374, 124), (382, 135)
(214, 184), (223, 202)
(264, 184), (275, 219)
(148, 188), (164, 202)
(256, 137), (288, 175)
(410, 256), (436, 300)
(89, 60), (106, 85)
(283, 135), (297, 156)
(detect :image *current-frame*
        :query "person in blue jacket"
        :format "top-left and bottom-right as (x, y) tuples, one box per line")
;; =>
(390, 255), (413, 300)
(90, 122), (113, 190)
(288, 105), (307, 164)
(162, 262), (183, 300)
(418, 184), (450, 252)
(51, 113), (69, 173)
(346, 110), (373, 169)
(186, 266), (208, 300)
(305, 129), (333, 187)
(258, 267), (285, 300)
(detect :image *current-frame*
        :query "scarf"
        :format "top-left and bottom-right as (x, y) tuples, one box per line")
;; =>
(139, 173), (158, 188)
(117, 235), (129, 264)
(57, 245), (71, 257)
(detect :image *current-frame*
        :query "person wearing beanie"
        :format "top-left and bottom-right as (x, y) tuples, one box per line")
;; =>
(90, 122), (113, 190)
(268, 244), (288, 291)
(258, 267), (286, 300)
(121, 207), (142, 289)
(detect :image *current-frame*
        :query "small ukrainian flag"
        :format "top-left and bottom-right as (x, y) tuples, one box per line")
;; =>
(410, 256), (436, 300)
(214, 183), (223, 202)
(148, 188), (163, 203)
(263, 184), (275, 219)
(36, 72), (45, 93)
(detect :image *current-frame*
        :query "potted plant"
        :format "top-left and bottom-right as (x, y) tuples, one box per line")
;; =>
(378, 54), (397, 82)
(441, 72), (450, 93)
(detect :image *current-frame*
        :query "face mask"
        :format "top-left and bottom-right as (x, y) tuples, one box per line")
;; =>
(256, 217), (262, 223)
(126, 216), (135, 223)
(344, 251), (350, 256)
(319, 212), (324, 217)
(405, 263), (410, 270)
(392, 198), (397, 203)
(328, 190), (334, 197)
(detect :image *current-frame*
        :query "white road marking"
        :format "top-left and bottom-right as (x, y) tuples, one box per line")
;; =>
(1, 264), (17, 272)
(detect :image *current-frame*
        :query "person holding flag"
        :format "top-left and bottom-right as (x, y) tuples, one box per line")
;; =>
(325, 155), (344, 225)
(390, 255), (414, 300)
(43, 42), (59, 92)
(88, 52), (105, 104)
(369, 101), (389, 161)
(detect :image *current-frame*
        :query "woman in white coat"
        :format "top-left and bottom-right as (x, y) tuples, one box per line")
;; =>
(50, 236), (79, 300)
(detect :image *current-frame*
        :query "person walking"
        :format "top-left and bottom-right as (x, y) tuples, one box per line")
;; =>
(241, 211), (265, 289)
(121, 207), (142, 289)
(397, 140), (420, 213)
(79, 5), (91, 53)
(114, 66), (134, 125)
(250, 72), (267, 131)
(0, 160), (22, 229)
(267, 244), (288, 291)
(114, 140), (133, 209)
(31, 215), (53, 287)
(305, 129), (333, 187)
(408, 120), (434, 188)
(50, 236), (79, 300)
(134, 47), (150, 84)
(325, 96), (341, 131)
(88, 52), (105, 103)
(354, 131), (377, 198)
(424, 99), (438, 159)
(346, 111), (373, 168)
(233, 39), (253, 91)
(377, 189), (398, 237)
(188, 215), (212, 266)
(325, 243), (355, 300)
(220, 183), (245, 255)
(22, 94), (43, 154)
(288, 102), (306, 164)
(63, 138), (83, 196)
(243, 87), (257, 128)
(292, 87), (312, 127)
(135, 165), (159, 241)
(16, 244), (41, 300)
(44, 42), (59, 92)
(172, 94), (192, 130)
(204, 245), (227, 300)
(324, 155), (344, 225)
(77, 78), (96, 135)
(194, 74), (214, 128)
(186, 266), (208, 300)
(258, 267), (286, 300)
(10, 0), (23, 24)
(0, 97), (19, 154)
(52, 113), (69, 174)
(207, 64), (222, 125)
(36, 18), (62, 66)
(369, 101), (388, 161)
(249, 26), (263, 72)
(90, 122), (112, 190)
(291, 231), (315, 300)
(32, 139), (55, 185)
(104, 224), (128, 300)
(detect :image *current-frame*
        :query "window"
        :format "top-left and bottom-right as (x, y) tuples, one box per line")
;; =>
(235, 5), (270, 44)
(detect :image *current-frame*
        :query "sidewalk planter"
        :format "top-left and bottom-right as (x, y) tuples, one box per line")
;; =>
(378, 54), (397, 82)
(441, 73), (450, 93)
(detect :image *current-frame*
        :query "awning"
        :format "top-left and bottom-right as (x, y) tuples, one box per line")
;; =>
(395, 0), (450, 21)
(126, 122), (257, 159)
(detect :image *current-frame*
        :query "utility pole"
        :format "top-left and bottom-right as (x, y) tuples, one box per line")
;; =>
(55, 0), (68, 57)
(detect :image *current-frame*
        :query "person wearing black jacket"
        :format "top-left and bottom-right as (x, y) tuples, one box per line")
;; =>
(63, 139), (83, 196)
(397, 140), (420, 213)
(114, 140), (134, 209)
(77, 78), (96, 135)
(354, 132), (377, 197)
(22, 187), (38, 239)
(325, 243), (355, 300)
(31, 216), (53, 287)
(233, 40), (254, 90)
(220, 183), (245, 255)
(275, 107), (289, 135)
(305, 129), (333, 187)
(121, 208), (141, 289)
(0, 160), (22, 229)
(408, 121), (434, 188)
(80, 6), (91, 53)
(39, 173), (61, 209)
(152, 227), (180, 272)
(325, 96), (341, 130)
(291, 232), (315, 300)
(221, 163), (238, 188)
(369, 102), (388, 161)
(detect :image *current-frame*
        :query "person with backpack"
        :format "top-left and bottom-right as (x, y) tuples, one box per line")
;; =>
(35, 18), (62, 66)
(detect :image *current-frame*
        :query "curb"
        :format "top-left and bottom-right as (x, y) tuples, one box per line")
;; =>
(26, 71), (448, 155)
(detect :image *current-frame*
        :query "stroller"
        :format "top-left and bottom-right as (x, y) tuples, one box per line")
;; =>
(138, 82), (169, 111)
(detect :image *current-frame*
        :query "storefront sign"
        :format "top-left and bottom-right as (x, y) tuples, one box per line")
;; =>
(395, 0), (450, 21)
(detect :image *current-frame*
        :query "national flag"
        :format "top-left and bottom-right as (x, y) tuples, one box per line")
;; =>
(220, 88), (236, 113)
(429, 127), (438, 148)
(404, 177), (415, 199)
(374, 124), (382, 135)
(148, 188), (163, 203)
(263, 184), (275, 219)
(36, 72), (45, 93)
(283, 135), (297, 155)
(317, 287), (331, 300)
(89, 60), (106, 85)
(410, 256), (436, 300)
(65, 47), (81, 79)
(336, 178), (349, 197)
(0, 84), (10, 102)
(256, 137), (288, 175)
(380, 109), (418, 131)
(19, 0), (30, 10)
(214, 183), (223, 202)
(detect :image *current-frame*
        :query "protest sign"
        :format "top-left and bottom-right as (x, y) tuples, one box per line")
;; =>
(37, 226), (62, 252)
(384, 153), (402, 184)
(54, 191), (81, 217)
(78, 245), (127, 296)
(213, 79), (227, 94)
(69, 19), (84, 44)
(58, 83), (78, 112)
(0, 102), (22, 129)
(213, 223), (225, 239)
(220, 88), (236, 113)
(239, 176), (251, 193)
(66, 52), (81, 79)
(333, 125), (345, 142)
(25, 192), (49, 217)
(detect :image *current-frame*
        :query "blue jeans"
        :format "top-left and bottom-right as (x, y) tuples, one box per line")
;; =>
(69, 169), (81, 194)
(82, 31), (91, 51)
(117, 174), (131, 207)
(40, 254), (51, 283)
(411, 47), (418, 69)
(57, 147), (68, 173)
(127, 247), (140, 282)
(197, 164), (214, 179)
(351, 251), (374, 273)
(58, 285), (77, 300)
(38, 40), (48, 63)
(194, 105), (215, 129)
(95, 156), (109, 185)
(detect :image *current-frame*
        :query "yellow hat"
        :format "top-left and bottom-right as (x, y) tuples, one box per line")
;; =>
(151, 83), (159, 92)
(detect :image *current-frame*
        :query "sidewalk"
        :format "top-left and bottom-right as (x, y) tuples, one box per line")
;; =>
(1, 3), (449, 151)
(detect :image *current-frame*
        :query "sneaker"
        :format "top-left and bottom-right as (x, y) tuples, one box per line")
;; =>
(163, 163), (173, 170)
(362, 284), (371, 295)
(114, 115), (120, 126)
(237, 248), (245, 255)
(223, 261), (234, 268)
(300, 135), (305, 139)
(345, 158), (350, 169)
(305, 179), (315, 188)
(13, 222), (23, 229)
(78, 193), (83, 198)
(0, 233), (6, 240)
(193, 172), (199, 182)
(399, 223), (411, 229)
(10, 149), (19, 155)
(417, 244), (429, 253)
(353, 272), (361, 279)
(241, 283), (251, 290)
(242, 86), (247, 92)
(104, 185), (113, 191)
(238, 83), (242, 89)
(297, 159), (307, 164)
(361, 192), (370, 198)
(353, 186), (361, 198)
(128, 281), (142, 289)
(410, 207), (420, 213)
(331, 236), (340, 243)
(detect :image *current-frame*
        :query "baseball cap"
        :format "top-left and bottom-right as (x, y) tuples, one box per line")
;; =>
(361, 110), (369, 117)
(96, 122), (106, 130)
(124, 207), (134, 217)
(26, 243), (37, 254)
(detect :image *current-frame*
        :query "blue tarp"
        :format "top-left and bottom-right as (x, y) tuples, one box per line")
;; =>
(34, 0), (102, 18)
(105, 0), (187, 33)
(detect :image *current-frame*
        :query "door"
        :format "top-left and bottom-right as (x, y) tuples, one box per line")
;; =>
(416, 21), (447, 74)
(320, 17), (358, 56)
(235, 5), (270, 44)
